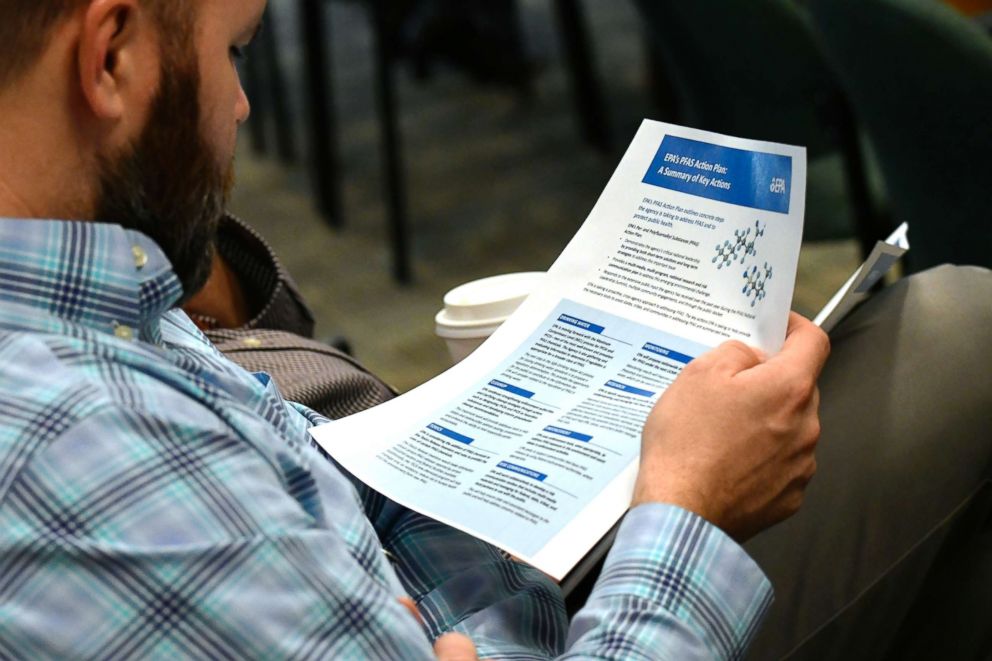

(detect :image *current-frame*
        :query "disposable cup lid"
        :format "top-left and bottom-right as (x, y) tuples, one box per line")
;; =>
(434, 322), (503, 340)
(434, 272), (544, 329)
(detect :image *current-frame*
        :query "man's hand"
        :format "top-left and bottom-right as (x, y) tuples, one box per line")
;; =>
(433, 633), (481, 661)
(397, 596), (481, 660)
(633, 313), (830, 542)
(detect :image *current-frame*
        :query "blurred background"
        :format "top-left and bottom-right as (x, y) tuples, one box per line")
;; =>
(228, 0), (992, 393)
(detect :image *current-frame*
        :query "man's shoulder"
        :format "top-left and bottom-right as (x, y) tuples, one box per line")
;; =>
(0, 323), (235, 487)
(0, 317), (194, 400)
(0, 322), (317, 536)
(0, 326), (122, 411)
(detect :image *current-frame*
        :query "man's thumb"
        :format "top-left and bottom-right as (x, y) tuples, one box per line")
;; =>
(433, 632), (480, 661)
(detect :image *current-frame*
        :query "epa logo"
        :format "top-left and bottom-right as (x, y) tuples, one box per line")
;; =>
(769, 177), (786, 194)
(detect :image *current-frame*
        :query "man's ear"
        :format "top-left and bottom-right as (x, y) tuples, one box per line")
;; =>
(77, 0), (154, 121)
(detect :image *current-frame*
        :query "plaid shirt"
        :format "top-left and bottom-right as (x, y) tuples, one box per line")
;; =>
(0, 218), (772, 659)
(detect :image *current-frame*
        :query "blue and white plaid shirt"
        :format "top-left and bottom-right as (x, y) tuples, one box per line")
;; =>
(0, 218), (772, 659)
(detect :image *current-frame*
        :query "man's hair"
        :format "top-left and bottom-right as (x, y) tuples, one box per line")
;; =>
(0, 0), (192, 89)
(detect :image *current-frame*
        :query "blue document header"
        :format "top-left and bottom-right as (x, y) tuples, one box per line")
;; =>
(642, 343), (694, 365)
(557, 314), (605, 334)
(543, 426), (593, 443)
(497, 461), (547, 482)
(489, 380), (535, 399)
(427, 423), (474, 445)
(643, 135), (792, 214)
(605, 381), (655, 398)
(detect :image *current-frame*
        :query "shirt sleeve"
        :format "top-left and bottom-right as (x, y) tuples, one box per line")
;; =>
(290, 401), (570, 657)
(293, 402), (772, 660)
(565, 504), (773, 660)
(375, 499), (771, 660)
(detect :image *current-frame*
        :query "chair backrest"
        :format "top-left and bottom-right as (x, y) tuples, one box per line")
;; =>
(808, 0), (992, 272)
(632, 0), (842, 155)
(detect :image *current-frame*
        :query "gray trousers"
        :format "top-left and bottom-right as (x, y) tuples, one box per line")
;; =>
(745, 265), (992, 660)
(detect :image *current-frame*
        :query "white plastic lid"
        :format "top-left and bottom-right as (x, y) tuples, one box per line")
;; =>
(434, 272), (544, 331)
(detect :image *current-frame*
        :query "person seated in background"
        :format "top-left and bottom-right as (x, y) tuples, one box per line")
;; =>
(0, 1), (989, 660)
(183, 214), (396, 420)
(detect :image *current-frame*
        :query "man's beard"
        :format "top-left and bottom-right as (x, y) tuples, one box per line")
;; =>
(94, 52), (233, 304)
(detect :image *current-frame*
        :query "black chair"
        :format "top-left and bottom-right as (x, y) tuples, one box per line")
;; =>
(241, 7), (299, 166)
(808, 0), (992, 273)
(631, 0), (892, 258)
(249, 0), (611, 284)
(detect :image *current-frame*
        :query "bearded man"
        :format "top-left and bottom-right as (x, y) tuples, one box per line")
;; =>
(0, 1), (990, 659)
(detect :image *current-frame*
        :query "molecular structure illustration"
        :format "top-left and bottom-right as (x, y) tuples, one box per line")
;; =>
(712, 220), (766, 269)
(742, 262), (773, 307)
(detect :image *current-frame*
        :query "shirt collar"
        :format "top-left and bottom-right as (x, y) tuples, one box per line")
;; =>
(0, 218), (183, 343)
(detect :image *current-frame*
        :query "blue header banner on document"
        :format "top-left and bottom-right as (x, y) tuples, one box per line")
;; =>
(642, 343), (694, 365)
(544, 426), (593, 443)
(489, 380), (535, 399)
(428, 423), (475, 445)
(498, 461), (547, 482)
(558, 314), (605, 334)
(605, 381), (655, 398)
(643, 135), (792, 214)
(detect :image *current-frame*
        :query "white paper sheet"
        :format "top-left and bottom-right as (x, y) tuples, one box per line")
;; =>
(310, 120), (808, 579)
(814, 223), (910, 332)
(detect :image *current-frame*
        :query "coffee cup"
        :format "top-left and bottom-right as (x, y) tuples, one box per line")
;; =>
(434, 272), (544, 364)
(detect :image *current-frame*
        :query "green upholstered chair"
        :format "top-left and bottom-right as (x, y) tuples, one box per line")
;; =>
(631, 0), (890, 256)
(808, 0), (992, 273)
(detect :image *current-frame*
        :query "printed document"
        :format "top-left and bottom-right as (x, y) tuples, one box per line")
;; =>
(814, 222), (909, 332)
(310, 120), (808, 579)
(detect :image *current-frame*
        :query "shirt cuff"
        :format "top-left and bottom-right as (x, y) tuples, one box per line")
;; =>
(595, 503), (773, 658)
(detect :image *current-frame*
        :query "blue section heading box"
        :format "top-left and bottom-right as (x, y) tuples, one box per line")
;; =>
(643, 135), (792, 214)
(497, 461), (547, 482)
(427, 423), (474, 445)
(605, 380), (656, 398)
(557, 314), (605, 334)
(543, 425), (593, 443)
(642, 343), (695, 365)
(489, 379), (535, 399)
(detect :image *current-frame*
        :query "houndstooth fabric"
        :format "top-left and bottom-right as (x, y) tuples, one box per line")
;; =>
(201, 214), (395, 419)
(207, 328), (395, 419)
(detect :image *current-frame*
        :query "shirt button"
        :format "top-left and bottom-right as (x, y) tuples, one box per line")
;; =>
(242, 337), (263, 348)
(114, 324), (135, 341)
(132, 245), (148, 270)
